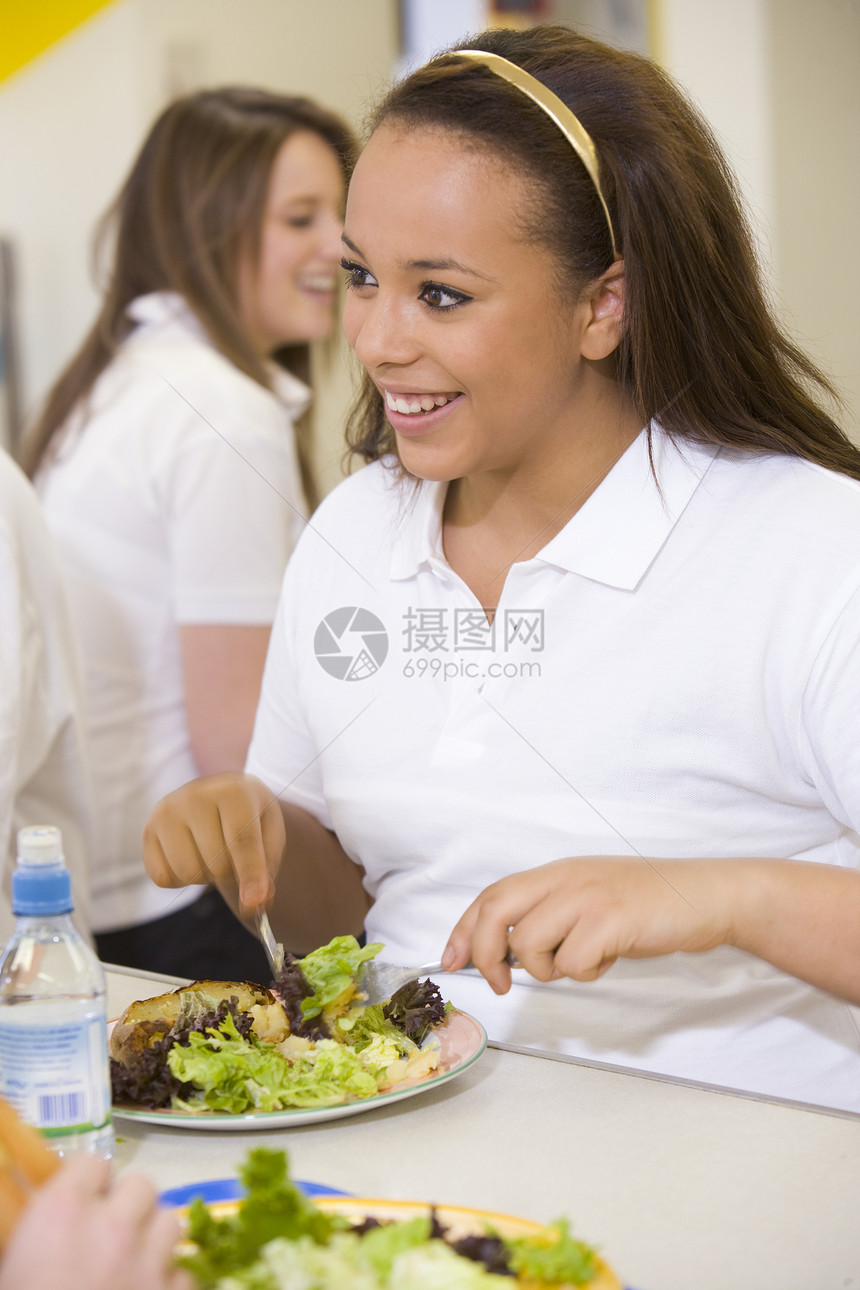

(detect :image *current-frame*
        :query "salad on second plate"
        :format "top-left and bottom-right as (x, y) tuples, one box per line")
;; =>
(177, 1147), (618, 1290)
(109, 935), (449, 1115)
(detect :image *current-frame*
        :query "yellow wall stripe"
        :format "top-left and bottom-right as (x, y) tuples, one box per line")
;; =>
(646, 0), (663, 63)
(0, 0), (117, 84)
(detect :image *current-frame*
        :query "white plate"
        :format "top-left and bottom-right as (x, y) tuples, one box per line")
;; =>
(111, 1009), (486, 1130)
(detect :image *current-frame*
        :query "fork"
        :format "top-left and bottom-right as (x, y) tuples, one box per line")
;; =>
(358, 952), (520, 1007)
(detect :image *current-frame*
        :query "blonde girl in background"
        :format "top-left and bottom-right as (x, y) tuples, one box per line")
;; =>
(22, 88), (355, 979)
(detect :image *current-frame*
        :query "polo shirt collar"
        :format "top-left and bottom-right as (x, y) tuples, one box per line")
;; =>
(126, 291), (311, 417)
(389, 473), (447, 580)
(539, 424), (720, 588)
(267, 365), (312, 418)
(389, 424), (720, 590)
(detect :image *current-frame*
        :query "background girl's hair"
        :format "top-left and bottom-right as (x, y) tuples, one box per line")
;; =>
(21, 86), (356, 502)
(346, 25), (860, 482)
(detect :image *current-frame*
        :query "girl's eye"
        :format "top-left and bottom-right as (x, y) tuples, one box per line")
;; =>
(340, 258), (377, 290)
(286, 215), (313, 229)
(419, 282), (471, 313)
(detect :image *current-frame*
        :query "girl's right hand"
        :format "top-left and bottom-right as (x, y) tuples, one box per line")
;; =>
(143, 773), (285, 912)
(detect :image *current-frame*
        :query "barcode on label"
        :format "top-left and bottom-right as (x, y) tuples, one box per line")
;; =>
(38, 1090), (86, 1125)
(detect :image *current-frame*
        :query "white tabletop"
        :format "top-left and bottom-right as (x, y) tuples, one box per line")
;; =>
(107, 966), (860, 1290)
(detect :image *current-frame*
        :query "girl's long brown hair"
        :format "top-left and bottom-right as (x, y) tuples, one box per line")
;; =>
(346, 25), (860, 481)
(21, 87), (356, 504)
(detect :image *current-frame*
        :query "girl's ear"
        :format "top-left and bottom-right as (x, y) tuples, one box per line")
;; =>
(579, 260), (625, 361)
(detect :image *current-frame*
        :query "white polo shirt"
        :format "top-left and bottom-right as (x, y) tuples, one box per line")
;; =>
(0, 450), (93, 944)
(38, 293), (309, 932)
(247, 425), (860, 1111)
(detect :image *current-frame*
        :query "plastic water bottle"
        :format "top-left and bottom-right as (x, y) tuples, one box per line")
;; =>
(0, 825), (113, 1159)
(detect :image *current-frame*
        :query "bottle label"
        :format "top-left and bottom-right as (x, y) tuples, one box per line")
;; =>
(0, 1003), (112, 1135)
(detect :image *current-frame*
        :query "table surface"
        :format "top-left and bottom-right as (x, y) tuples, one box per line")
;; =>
(107, 966), (860, 1290)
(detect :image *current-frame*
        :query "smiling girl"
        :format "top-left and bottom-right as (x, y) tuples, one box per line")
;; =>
(21, 88), (354, 979)
(144, 30), (860, 1110)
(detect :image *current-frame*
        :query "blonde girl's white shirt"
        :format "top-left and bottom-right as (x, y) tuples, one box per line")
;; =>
(0, 450), (94, 944)
(247, 426), (860, 1113)
(36, 293), (310, 932)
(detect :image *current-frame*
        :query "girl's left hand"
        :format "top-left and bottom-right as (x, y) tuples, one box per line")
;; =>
(442, 856), (734, 994)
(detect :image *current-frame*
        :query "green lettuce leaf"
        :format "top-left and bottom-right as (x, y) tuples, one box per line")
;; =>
(179, 1147), (340, 1288)
(335, 1002), (416, 1059)
(167, 1015), (382, 1112)
(167, 1014), (295, 1114)
(271, 1039), (380, 1106)
(504, 1218), (598, 1285)
(354, 1215), (433, 1279)
(297, 935), (383, 1019)
(253, 1229), (510, 1290)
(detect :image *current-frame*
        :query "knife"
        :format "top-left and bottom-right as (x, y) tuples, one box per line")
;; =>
(255, 909), (285, 979)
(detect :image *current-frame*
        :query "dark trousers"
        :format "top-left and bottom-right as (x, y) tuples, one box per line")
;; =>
(95, 886), (273, 984)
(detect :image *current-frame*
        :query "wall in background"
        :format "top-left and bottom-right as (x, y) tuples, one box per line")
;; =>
(657, 0), (775, 262)
(657, 0), (859, 442)
(0, 1), (147, 445)
(768, 0), (860, 438)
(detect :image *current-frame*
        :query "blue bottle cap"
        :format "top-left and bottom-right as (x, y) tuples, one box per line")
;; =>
(12, 826), (73, 916)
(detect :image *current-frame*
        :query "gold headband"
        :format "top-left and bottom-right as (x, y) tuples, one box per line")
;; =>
(452, 49), (618, 261)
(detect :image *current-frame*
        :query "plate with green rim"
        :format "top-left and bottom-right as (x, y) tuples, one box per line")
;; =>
(111, 1009), (486, 1131)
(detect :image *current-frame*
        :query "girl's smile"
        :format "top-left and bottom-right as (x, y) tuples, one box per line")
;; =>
(381, 389), (465, 436)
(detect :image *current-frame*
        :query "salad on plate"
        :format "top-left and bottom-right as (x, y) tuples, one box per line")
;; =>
(109, 935), (457, 1116)
(175, 1147), (622, 1290)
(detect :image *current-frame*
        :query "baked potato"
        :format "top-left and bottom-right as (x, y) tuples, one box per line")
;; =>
(109, 979), (288, 1067)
